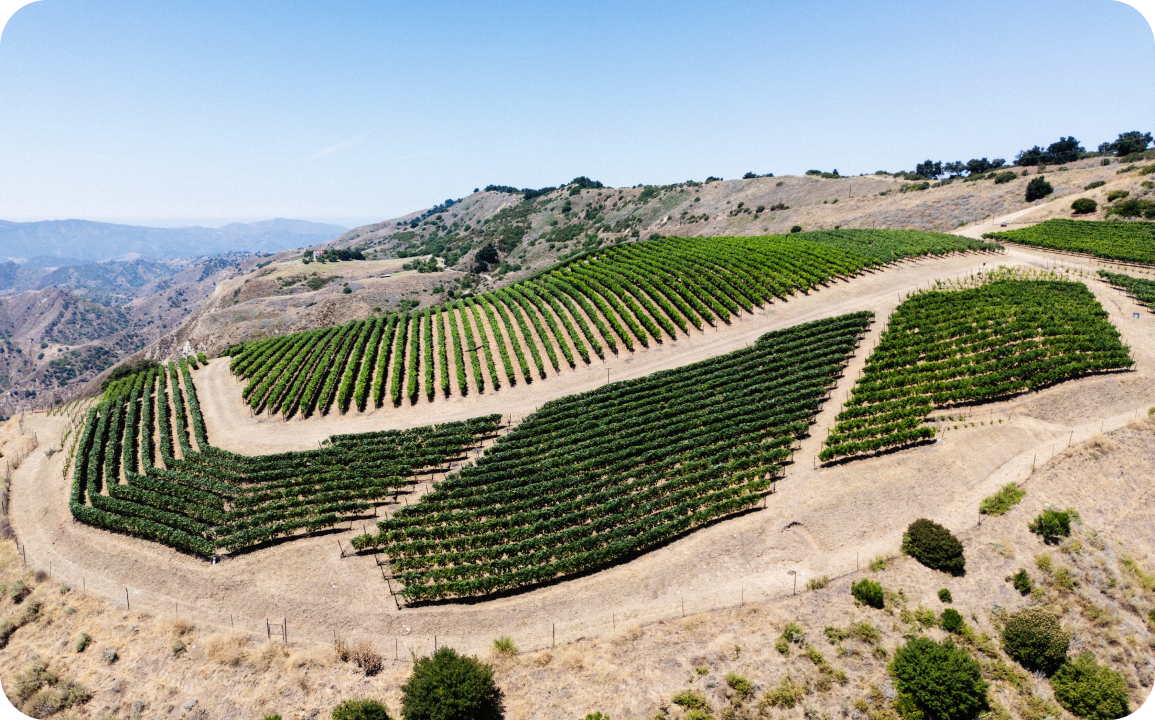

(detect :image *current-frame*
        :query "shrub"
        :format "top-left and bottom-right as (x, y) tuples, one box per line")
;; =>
(8, 579), (29, 603)
(852, 578), (884, 609)
(889, 637), (988, 720)
(0, 618), (16, 648)
(75, 632), (92, 653)
(350, 642), (383, 676)
(760, 677), (807, 709)
(1001, 607), (1069, 674)
(1106, 190), (1129, 202)
(902, 519), (966, 576)
(1026, 177), (1053, 201)
(332, 698), (390, 720)
(993, 171), (1018, 184)
(1028, 510), (1070, 544)
(941, 609), (965, 633)
(1071, 198), (1097, 215)
(790, 225), (802, 233)
(1009, 569), (1033, 595)
(806, 575), (829, 591)
(400, 647), (504, 720)
(979, 483), (1025, 516)
(726, 672), (754, 699)
(938, 589), (952, 604)
(671, 690), (707, 709)
(102, 647), (118, 664)
(1084, 180), (1106, 190)
(492, 636), (517, 656)
(1051, 653), (1129, 720)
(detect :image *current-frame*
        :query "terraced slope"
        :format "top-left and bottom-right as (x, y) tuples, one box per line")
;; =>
(226, 230), (998, 417)
(821, 275), (1133, 462)
(68, 362), (501, 557)
(983, 218), (1155, 265)
(351, 313), (873, 601)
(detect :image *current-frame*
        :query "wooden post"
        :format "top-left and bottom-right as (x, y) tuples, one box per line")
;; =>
(125, 588), (130, 610)
(284, 618), (287, 645)
(681, 598), (685, 617)
(552, 623), (555, 648)
(267, 618), (271, 640)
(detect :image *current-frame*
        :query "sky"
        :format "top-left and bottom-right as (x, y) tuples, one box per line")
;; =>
(0, 0), (1153, 229)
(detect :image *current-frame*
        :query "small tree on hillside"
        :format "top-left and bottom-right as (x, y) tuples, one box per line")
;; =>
(1025, 176), (1053, 202)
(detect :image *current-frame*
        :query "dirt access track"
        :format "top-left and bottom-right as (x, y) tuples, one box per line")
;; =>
(10, 238), (1155, 658)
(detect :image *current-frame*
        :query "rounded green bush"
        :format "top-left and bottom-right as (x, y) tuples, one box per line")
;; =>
(1028, 510), (1070, 544)
(332, 698), (389, 720)
(889, 637), (988, 720)
(902, 519), (966, 576)
(852, 578), (884, 609)
(1026, 176), (1054, 201)
(1071, 198), (1098, 215)
(400, 647), (504, 720)
(1009, 568), (1033, 595)
(938, 588), (952, 604)
(1051, 653), (1129, 720)
(790, 225), (802, 233)
(940, 609), (965, 633)
(1001, 607), (1069, 674)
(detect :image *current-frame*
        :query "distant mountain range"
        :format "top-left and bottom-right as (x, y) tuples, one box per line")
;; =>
(0, 218), (348, 263)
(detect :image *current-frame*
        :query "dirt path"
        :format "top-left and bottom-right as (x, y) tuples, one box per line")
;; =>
(10, 246), (1155, 659)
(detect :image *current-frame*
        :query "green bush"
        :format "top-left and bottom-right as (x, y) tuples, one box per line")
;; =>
(790, 225), (802, 233)
(671, 690), (707, 709)
(1009, 569), (1033, 595)
(852, 578), (884, 609)
(889, 637), (988, 720)
(1051, 653), (1129, 720)
(400, 647), (503, 720)
(1001, 607), (1069, 674)
(1070, 198), (1098, 215)
(1026, 177), (1053, 202)
(940, 609), (965, 633)
(938, 589), (952, 604)
(979, 483), (1025, 516)
(993, 171), (1018, 184)
(75, 632), (92, 653)
(1084, 180), (1106, 190)
(726, 672), (754, 699)
(332, 698), (390, 720)
(902, 519), (966, 576)
(1028, 510), (1070, 544)
(1106, 190), (1129, 202)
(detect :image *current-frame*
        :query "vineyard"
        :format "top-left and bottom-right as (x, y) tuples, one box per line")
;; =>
(68, 359), (501, 557)
(1098, 269), (1155, 310)
(983, 218), (1155, 265)
(349, 313), (873, 601)
(225, 230), (999, 417)
(821, 276), (1132, 462)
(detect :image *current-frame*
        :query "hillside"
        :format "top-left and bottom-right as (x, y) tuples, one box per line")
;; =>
(156, 155), (1145, 363)
(0, 253), (270, 417)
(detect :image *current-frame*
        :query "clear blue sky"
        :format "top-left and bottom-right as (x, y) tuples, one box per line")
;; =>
(0, 0), (1152, 228)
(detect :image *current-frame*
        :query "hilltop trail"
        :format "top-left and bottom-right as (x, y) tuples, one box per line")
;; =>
(10, 244), (1155, 659)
